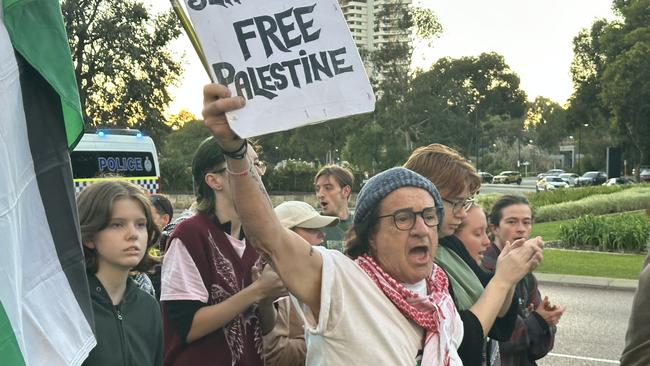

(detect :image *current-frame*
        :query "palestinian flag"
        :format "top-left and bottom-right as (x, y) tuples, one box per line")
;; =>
(0, 1), (95, 365)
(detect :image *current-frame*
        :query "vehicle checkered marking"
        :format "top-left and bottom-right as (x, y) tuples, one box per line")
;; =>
(74, 177), (160, 194)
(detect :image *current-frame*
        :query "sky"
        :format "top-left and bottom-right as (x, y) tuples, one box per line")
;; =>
(152, 0), (617, 116)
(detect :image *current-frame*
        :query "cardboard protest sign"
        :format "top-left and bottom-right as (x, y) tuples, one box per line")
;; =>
(185, 0), (375, 137)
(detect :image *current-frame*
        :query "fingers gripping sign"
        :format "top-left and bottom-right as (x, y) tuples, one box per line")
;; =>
(202, 84), (247, 150)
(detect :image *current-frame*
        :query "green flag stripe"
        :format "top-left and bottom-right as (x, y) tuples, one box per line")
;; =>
(0, 302), (25, 366)
(3, 0), (83, 148)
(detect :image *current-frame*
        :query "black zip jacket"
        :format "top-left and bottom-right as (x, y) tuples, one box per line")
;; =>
(83, 275), (162, 366)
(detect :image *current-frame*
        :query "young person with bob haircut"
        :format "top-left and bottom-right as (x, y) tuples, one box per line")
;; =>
(404, 143), (542, 366)
(77, 180), (163, 366)
(202, 83), (464, 365)
(484, 194), (565, 366)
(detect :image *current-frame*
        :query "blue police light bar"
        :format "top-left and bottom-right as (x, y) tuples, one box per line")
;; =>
(95, 129), (144, 137)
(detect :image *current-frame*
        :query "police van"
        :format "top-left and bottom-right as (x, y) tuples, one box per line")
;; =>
(71, 129), (161, 194)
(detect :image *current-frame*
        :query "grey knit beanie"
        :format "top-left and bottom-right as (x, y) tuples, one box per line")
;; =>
(354, 167), (444, 227)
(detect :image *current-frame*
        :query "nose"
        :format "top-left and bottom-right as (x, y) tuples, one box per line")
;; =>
(456, 207), (468, 219)
(515, 222), (526, 233)
(316, 188), (324, 199)
(125, 222), (140, 240)
(410, 214), (430, 236)
(481, 231), (491, 247)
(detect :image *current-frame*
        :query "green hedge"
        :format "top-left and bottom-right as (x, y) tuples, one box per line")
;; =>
(534, 187), (650, 222)
(559, 212), (650, 252)
(529, 184), (634, 207)
(263, 159), (365, 193)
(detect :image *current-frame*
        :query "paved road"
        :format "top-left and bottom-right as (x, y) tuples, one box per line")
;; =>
(535, 283), (635, 365)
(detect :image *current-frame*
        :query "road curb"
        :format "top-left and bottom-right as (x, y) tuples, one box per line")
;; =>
(536, 272), (638, 291)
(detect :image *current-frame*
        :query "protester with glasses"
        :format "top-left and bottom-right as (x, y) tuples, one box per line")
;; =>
(202, 83), (466, 364)
(404, 143), (543, 366)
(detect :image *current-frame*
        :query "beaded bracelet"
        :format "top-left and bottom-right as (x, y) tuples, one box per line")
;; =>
(221, 138), (248, 159)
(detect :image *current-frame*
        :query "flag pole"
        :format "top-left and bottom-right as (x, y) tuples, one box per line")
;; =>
(169, 0), (211, 79)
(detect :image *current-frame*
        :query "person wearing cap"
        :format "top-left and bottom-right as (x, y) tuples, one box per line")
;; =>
(262, 201), (338, 366)
(202, 83), (466, 364)
(159, 136), (286, 366)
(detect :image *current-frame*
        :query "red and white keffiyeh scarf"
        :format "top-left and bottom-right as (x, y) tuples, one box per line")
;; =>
(356, 254), (460, 366)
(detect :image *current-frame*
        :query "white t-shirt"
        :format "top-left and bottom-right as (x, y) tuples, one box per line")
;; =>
(292, 246), (464, 365)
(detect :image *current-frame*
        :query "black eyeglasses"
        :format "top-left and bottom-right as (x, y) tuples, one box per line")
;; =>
(442, 196), (474, 215)
(377, 207), (439, 231)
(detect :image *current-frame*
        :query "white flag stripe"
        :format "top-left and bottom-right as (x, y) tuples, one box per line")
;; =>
(0, 10), (95, 366)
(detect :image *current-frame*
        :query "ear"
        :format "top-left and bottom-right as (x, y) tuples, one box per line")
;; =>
(83, 240), (95, 250)
(205, 172), (223, 191)
(161, 214), (171, 227)
(342, 185), (351, 199)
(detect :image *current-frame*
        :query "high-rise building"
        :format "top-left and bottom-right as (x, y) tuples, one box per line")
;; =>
(339, 0), (413, 52)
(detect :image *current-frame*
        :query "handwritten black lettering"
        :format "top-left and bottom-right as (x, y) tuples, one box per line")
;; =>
(232, 4), (321, 60)
(212, 47), (353, 100)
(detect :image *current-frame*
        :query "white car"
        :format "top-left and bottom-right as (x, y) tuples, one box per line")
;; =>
(558, 173), (579, 186)
(536, 176), (569, 192)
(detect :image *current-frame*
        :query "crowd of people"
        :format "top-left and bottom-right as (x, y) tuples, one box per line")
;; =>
(75, 83), (650, 366)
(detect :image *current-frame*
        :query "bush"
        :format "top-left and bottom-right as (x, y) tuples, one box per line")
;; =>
(529, 184), (634, 207)
(559, 212), (650, 252)
(534, 186), (650, 222)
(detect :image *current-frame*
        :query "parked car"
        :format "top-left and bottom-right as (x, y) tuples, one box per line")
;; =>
(493, 171), (522, 184)
(641, 169), (650, 183)
(575, 171), (608, 186)
(536, 176), (569, 192)
(558, 173), (579, 186)
(603, 177), (634, 186)
(537, 169), (566, 180)
(478, 171), (493, 183)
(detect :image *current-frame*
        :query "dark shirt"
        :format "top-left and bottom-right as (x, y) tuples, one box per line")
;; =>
(482, 243), (555, 366)
(441, 236), (517, 366)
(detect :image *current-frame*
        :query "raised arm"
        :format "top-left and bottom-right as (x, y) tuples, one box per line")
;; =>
(202, 84), (323, 313)
(470, 237), (542, 336)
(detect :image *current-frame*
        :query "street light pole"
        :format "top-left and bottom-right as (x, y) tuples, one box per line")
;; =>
(474, 107), (479, 171)
(578, 123), (589, 174)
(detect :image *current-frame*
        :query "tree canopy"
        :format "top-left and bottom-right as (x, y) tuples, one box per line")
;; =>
(62, 0), (182, 141)
(568, 0), (650, 174)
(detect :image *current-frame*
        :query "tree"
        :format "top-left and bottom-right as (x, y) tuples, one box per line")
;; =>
(158, 119), (212, 193)
(62, 0), (182, 141)
(366, 3), (443, 159)
(524, 97), (569, 152)
(568, 0), (650, 175)
(406, 52), (528, 163)
(600, 0), (650, 174)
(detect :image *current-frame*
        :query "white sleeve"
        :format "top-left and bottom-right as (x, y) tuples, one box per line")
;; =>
(160, 237), (209, 302)
(290, 246), (344, 335)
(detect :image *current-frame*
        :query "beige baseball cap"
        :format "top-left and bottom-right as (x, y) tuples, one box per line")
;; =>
(274, 201), (339, 229)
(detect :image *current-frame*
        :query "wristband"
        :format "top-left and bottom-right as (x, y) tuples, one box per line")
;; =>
(221, 139), (248, 159)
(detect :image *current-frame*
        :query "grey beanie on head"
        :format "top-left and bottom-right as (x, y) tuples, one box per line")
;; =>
(354, 167), (444, 227)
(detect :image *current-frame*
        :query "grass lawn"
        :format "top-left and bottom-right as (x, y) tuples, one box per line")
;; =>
(535, 248), (646, 280)
(530, 219), (569, 242)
